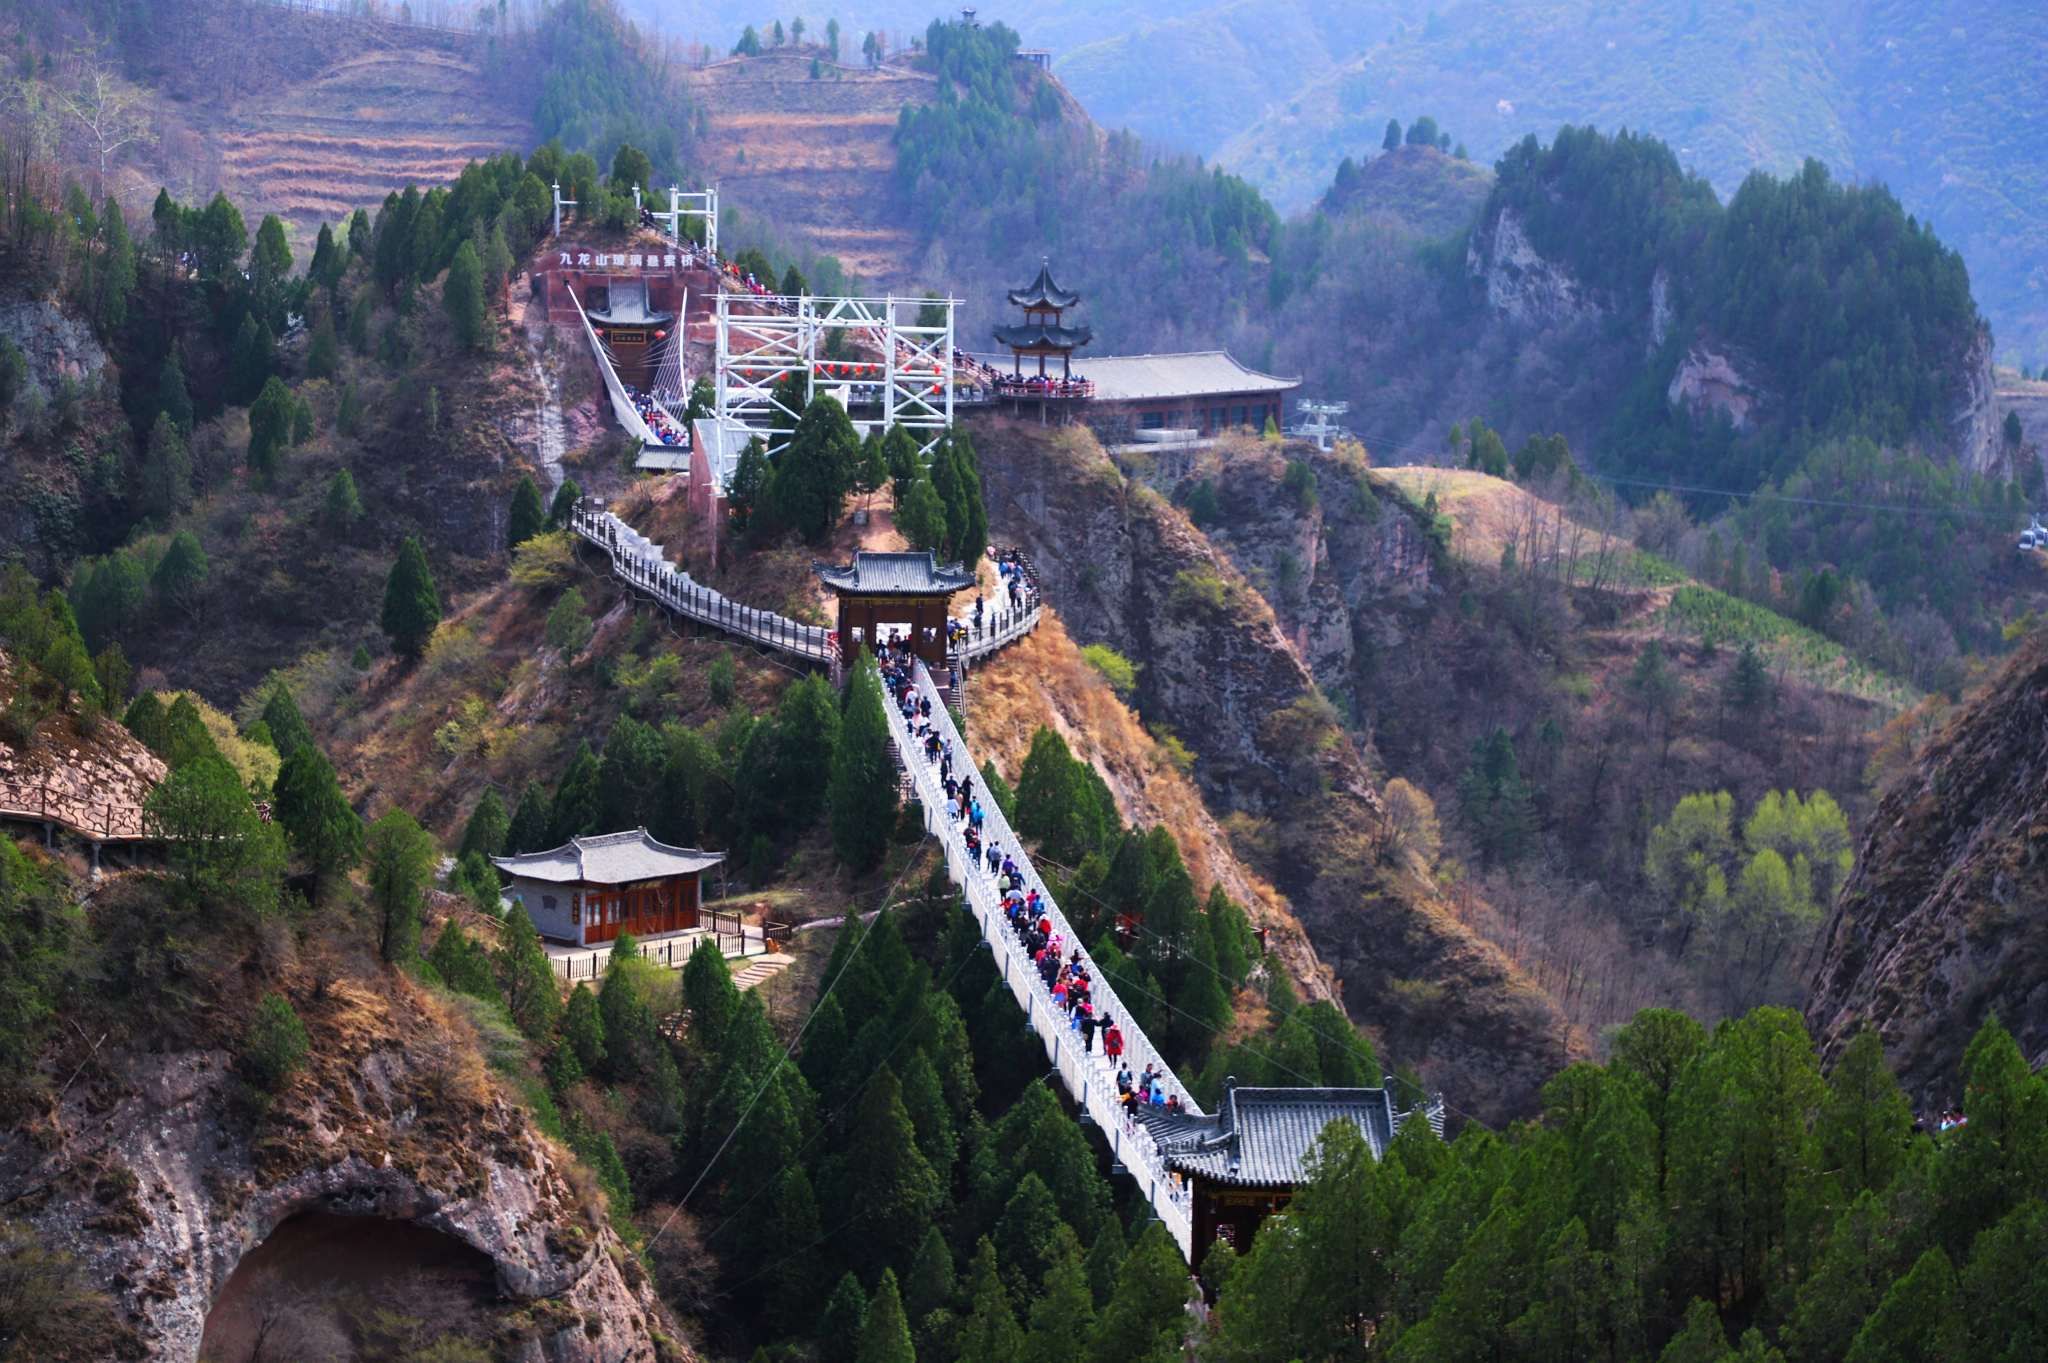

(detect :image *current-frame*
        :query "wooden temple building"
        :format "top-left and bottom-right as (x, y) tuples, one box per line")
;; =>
(1136, 1079), (1445, 1270)
(493, 828), (724, 947)
(814, 551), (979, 670)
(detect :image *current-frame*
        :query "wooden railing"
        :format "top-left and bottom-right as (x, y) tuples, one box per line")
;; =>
(0, 775), (151, 841)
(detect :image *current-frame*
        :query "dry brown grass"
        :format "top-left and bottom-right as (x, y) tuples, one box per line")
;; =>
(968, 610), (1336, 1001)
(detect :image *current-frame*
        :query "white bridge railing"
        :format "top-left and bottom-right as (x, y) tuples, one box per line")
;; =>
(881, 656), (1198, 1260)
(571, 503), (835, 662)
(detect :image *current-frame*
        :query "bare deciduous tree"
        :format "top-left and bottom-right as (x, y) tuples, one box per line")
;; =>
(56, 53), (155, 193)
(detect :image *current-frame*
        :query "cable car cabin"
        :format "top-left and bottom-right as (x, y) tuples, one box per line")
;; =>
(585, 280), (675, 391)
(1135, 1079), (1443, 1292)
(493, 828), (724, 947)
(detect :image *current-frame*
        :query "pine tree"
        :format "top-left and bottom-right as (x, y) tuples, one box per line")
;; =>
(958, 1235), (1025, 1363)
(651, 748), (699, 848)
(307, 314), (340, 379)
(507, 780), (553, 854)
(271, 744), (363, 897)
(337, 377), (363, 435)
(365, 807), (438, 961)
(595, 716), (666, 833)
(152, 531), (210, 618)
(1025, 1226), (1095, 1363)
(245, 376), (295, 479)
(766, 1165), (826, 1335)
(443, 239), (491, 350)
(895, 473), (948, 554)
(428, 920), (497, 997)
(906, 1225), (957, 1321)
(547, 477), (582, 529)
(380, 536), (442, 658)
(856, 1269), (915, 1363)
(551, 741), (600, 843)
(324, 468), (363, 530)
(819, 1271), (869, 1363)
(259, 681), (312, 760)
(137, 412), (191, 524)
(1725, 642), (1775, 725)
(495, 905), (564, 1041)
(774, 394), (858, 541)
(839, 1065), (942, 1269)
(159, 351), (193, 436)
(681, 935), (739, 1052)
(460, 789), (509, 860)
(1087, 1222), (1187, 1363)
(997, 1173), (1065, 1306)
(562, 982), (607, 1073)
(1816, 1029), (1913, 1200)
(507, 473), (546, 550)
(1456, 726), (1538, 865)
(829, 651), (898, 873)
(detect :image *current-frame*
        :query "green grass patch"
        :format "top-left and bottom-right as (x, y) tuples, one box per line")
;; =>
(1658, 585), (1917, 707)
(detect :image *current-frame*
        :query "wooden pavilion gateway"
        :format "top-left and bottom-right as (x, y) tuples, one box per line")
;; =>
(493, 828), (724, 947)
(1137, 1079), (1444, 1276)
(814, 551), (979, 670)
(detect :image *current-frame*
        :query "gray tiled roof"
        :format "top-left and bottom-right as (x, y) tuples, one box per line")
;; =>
(993, 321), (1095, 351)
(1078, 351), (1299, 403)
(1142, 1085), (1413, 1186)
(493, 828), (723, 885)
(814, 551), (980, 596)
(1007, 259), (1081, 309)
(585, 279), (673, 326)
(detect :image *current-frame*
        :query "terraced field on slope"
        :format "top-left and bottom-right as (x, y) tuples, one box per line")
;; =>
(689, 53), (936, 291)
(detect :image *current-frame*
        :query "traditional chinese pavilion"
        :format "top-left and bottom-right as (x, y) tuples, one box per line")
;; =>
(583, 278), (675, 390)
(493, 828), (724, 947)
(993, 259), (1093, 381)
(1136, 1079), (1444, 1271)
(814, 551), (979, 670)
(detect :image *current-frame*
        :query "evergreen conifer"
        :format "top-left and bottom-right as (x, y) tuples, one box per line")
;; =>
(271, 744), (363, 896)
(507, 780), (553, 854)
(379, 537), (442, 658)
(495, 906), (563, 1040)
(829, 652), (897, 872)
(507, 473), (547, 550)
(460, 789), (509, 860)
(444, 239), (491, 350)
(324, 468), (363, 529)
(819, 1272), (869, 1363)
(551, 741), (600, 843)
(259, 681), (312, 760)
(561, 982), (607, 1073)
(856, 1270), (915, 1363)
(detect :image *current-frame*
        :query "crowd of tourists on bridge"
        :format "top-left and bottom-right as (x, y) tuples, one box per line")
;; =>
(875, 631), (1191, 1122)
(996, 373), (1094, 399)
(625, 385), (687, 445)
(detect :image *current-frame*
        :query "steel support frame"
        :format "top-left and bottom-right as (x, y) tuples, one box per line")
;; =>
(651, 187), (719, 255)
(713, 292), (957, 478)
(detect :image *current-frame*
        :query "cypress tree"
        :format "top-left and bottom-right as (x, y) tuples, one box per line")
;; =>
(856, 1269), (915, 1363)
(819, 1272), (869, 1363)
(766, 1165), (826, 1336)
(152, 531), (210, 618)
(1087, 1222), (1188, 1363)
(159, 350), (193, 436)
(324, 468), (363, 529)
(137, 411), (191, 524)
(773, 393), (859, 541)
(650, 750), (698, 847)
(271, 744), (363, 897)
(562, 982), (607, 1073)
(906, 1225), (956, 1322)
(997, 1173), (1065, 1306)
(428, 921), (497, 997)
(507, 780), (553, 854)
(771, 671), (840, 830)
(958, 1237), (1024, 1363)
(365, 807), (438, 961)
(1816, 1029), (1913, 1201)
(246, 375), (294, 479)
(551, 741), (601, 843)
(681, 935), (739, 1052)
(839, 1065), (942, 1270)
(828, 651), (897, 873)
(1025, 1226), (1095, 1363)
(379, 536), (442, 658)
(507, 473), (546, 550)
(307, 314), (340, 379)
(443, 239), (491, 350)
(895, 473), (948, 556)
(460, 788), (509, 860)
(495, 905), (564, 1041)
(337, 377), (363, 434)
(121, 690), (167, 753)
(595, 717), (666, 833)
(259, 680), (313, 760)
(547, 476), (582, 528)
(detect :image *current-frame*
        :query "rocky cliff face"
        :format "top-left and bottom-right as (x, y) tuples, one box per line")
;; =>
(976, 421), (1586, 1122)
(1947, 325), (2005, 477)
(1466, 207), (1600, 326)
(0, 921), (686, 1363)
(1806, 631), (2048, 1110)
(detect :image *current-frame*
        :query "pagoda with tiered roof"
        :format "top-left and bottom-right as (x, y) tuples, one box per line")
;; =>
(993, 259), (1093, 383)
